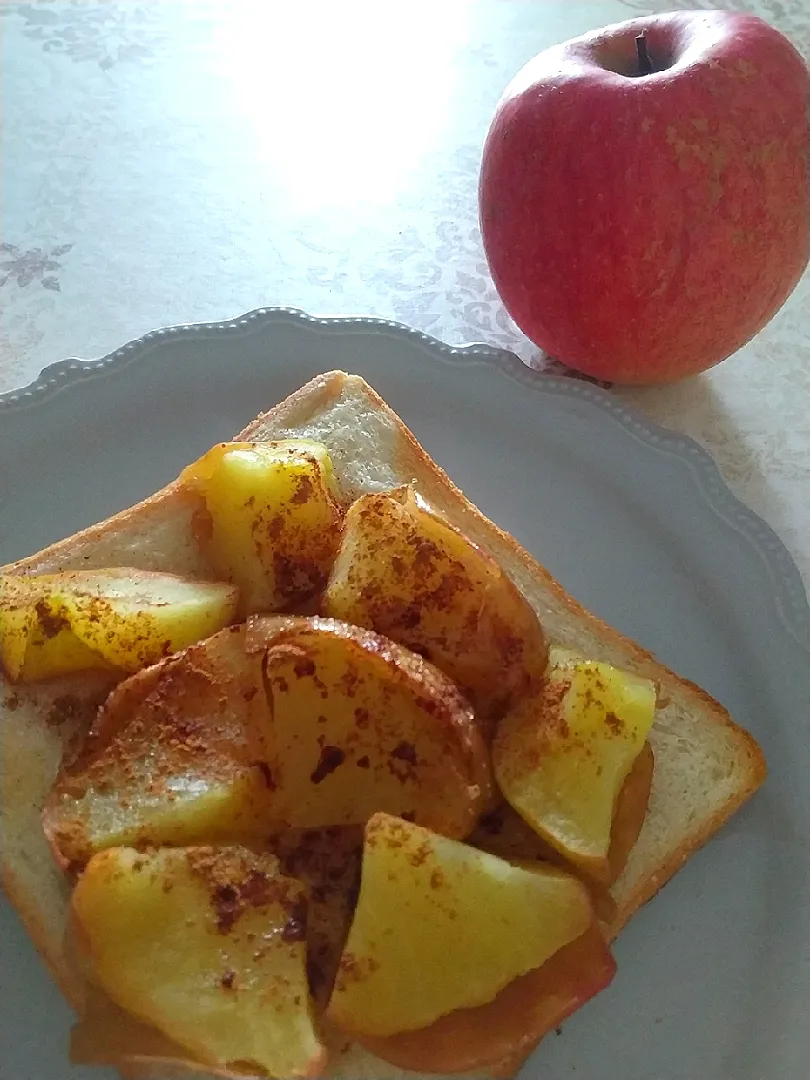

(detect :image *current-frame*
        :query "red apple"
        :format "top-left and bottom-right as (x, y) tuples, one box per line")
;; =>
(479, 11), (810, 384)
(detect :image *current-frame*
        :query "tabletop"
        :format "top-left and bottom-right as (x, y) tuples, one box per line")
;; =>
(1, 0), (808, 590)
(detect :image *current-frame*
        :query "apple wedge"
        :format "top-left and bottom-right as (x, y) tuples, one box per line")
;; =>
(245, 615), (493, 837)
(71, 845), (326, 1078)
(471, 739), (654, 887)
(326, 813), (597, 1037)
(182, 439), (342, 616)
(44, 625), (273, 868)
(493, 647), (657, 883)
(1, 574), (105, 680)
(322, 486), (548, 725)
(0, 568), (238, 683)
(46, 615), (492, 867)
(356, 924), (615, 1075)
(70, 986), (248, 1077)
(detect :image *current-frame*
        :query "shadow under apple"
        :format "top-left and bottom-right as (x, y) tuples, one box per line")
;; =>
(611, 368), (772, 523)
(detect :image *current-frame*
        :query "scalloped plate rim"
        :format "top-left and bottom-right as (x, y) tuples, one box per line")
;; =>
(1, 305), (807, 651)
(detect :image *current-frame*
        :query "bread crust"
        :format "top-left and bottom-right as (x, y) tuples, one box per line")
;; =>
(1, 369), (766, 1079)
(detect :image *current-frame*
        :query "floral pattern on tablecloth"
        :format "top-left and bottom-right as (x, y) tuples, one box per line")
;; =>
(0, 0), (162, 68)
(0, 242), (73, 291)
(1, 0), (808, 585)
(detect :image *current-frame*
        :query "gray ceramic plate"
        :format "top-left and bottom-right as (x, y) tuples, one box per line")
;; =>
(1, 309), (808, 1080)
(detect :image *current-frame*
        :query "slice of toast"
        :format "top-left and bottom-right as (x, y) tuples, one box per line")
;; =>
(0, 371), (766, 1080)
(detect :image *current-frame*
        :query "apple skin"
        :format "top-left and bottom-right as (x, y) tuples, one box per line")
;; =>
(479, 11), (810, 384)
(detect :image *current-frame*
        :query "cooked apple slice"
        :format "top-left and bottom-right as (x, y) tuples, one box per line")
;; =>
(471, 739), (654, 888)
(355, 924), (615, 1074)
(0, 569), (238, 683)
(493, 647), (657, 883)
(182, 440), (342, 616)
(72, 990), (322, 1078)
(70, 984), (254, 1078)
(52, 571), (239, 671)
(44, 626), (273, 868)
(46, 615), (491, 868)
(0, 584), (107, 681)
(71, 846), (326, 1078)
(468, 742), (655, 929)
(326, 813), (595, 1037)
(247, 616), (493, 838)
(321, 486), (548, 725)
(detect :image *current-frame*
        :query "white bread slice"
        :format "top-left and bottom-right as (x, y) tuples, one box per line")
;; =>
(0, 371), (765, 1080)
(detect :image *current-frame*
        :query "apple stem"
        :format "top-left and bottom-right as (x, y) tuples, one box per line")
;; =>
(635, 31), (654, 76)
